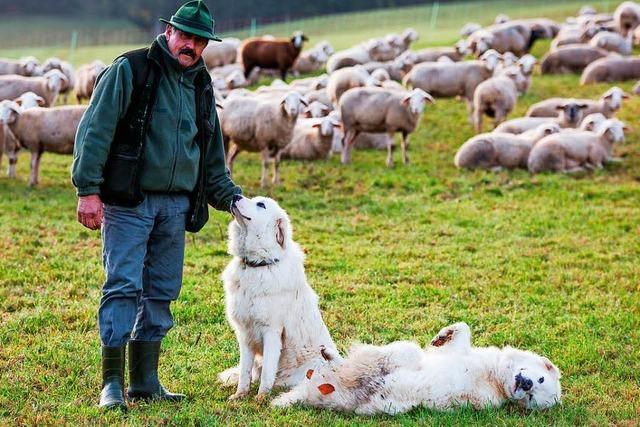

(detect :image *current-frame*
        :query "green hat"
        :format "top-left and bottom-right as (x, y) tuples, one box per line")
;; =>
(160, 0), (222, 42)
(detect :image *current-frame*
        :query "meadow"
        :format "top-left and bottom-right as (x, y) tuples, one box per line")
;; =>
(1, 1), (639, 425)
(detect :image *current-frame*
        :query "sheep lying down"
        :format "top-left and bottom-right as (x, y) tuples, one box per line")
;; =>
(272, 322), (561, 415)
(528, 118), (628, 173)
(494, 101), (589, 134)
(526, 87), (629, 118)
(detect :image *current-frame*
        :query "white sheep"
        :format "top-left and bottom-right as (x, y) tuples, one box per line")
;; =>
(0, 56), (40, 76)
(580, 56), (640, 84)
(455, 123), (560, 170)
(495, 101), (589, 134)
(280, 116), (341, 161)
(1, 104), (87, 185)
(304, 100), (331, 118)
(202, 38), (240, 69)
(41, 58), (75, 104)
(614, 1), (640, 36)
(589, 31), (633, 55)
(220, 91), (307, 187)
(528, 118), (628, 173)
(325, 66), (372, 106)
(526, 87), (629, 118)
(541, 44), (612, 74)
(578, 113), (607, 131)
(74, 60), (106, 103)
(460, 23), (482, 37)
(0, 69), (67, 107)
(472, 66), (527, 133)
(339, 87), (434, 167)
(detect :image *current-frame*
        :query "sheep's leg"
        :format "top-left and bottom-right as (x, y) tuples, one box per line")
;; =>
(465, 99), (474, 125)
(340, 129), (358, 165)
(272, 150), (282, 186)
(7, 150), (17, 178)
(493, 109), (507, 130)
(29, 149), (43, 187)
(260, 149), (271, 188)
(280, 68), (287, 82)
(386, 137), (396, 168)
(400, 131), (410, 166)
(226, 143), (241, 175)
(473, 108), (483, 133)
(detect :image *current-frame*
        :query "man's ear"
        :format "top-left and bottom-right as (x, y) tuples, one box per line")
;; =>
(275, 218), (286, 248)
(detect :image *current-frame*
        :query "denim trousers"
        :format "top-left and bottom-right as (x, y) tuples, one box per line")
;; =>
(99, 193), (190, 347)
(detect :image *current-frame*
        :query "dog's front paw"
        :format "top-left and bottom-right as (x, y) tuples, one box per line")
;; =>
(228, 391), (249, 401)
(255, 391), (269, 403)
(430, 322), (471, 348)
(271, 392), (297, 408)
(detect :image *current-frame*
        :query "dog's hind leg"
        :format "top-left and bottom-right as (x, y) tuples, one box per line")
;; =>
(256, 330), (283, 400)
(430, 322), (472, 351)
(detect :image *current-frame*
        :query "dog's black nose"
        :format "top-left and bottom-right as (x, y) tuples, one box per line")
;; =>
(516, 373), (533, 391)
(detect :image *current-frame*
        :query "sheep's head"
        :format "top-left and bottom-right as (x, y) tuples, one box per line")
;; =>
(455, 39), (470, 56)
(556, 101), (588, 126)
(580, 113), (607, 131)
(501, 52), (518, 67)
(19, 56), (39, 76)
(472, 31), (495, 56)
(0, 100), (21, 125)
(312, 116), (341, 137)
(304, 101), (331, 118)
(402, 28), (419, 43)
(601, 86), (629, 111)
(279, 91), (307, 119)
(317, 40), (334, 56)
(401, 88), (435, 115)
(501, 66), (528, 94)
(528, 123), (561, 141)
(479, 49), (501, 71)
(494, 14), (511, 24)
(225, 70), (247, 89)
(460, 23), (481, 37)
(518, 54), (537, 75)
(14, 91), (45, 109)
(597, 119), (629, 143)
(42, 57), (62, 72)
(43, 69), (68, 93)
(371, 68), (390, 83)
(291, 31), (308, 49)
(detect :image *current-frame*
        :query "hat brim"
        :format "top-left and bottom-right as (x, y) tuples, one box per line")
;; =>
(160, 18), (222, 42)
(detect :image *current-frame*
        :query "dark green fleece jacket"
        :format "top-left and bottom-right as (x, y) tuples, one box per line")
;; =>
(71, 35), (241, 212)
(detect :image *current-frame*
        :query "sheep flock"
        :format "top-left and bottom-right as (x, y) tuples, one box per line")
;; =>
(1, 3), (640, 187)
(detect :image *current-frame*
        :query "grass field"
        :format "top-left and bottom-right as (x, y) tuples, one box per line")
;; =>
(1, 1), (640, 426)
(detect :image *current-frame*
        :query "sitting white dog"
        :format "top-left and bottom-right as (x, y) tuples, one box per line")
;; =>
(218, 195), (339, 400)
(272, 322), (561, 414)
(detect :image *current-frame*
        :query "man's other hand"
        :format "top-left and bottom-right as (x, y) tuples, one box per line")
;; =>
(77, 194), (104, 230)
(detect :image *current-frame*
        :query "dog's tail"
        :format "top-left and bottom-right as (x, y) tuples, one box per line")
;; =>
(218, 366), (240, 387)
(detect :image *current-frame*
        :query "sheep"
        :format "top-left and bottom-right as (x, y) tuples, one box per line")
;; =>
(327, 111), (394, 153)
(239, 31), (308, 80)
(0, 69), (67, 107)
(540, 45), (612, 74)
(326, 66), (372, 106)
(514, 18), (561, 39)
(74, 60), (106, 104)
(454, 123), (560, 170)
(202, 38), (240, 69)
(280, 116), (341, 160)
(220, 91), (307, 187)
(578, 113), (607, 131)
(526, 87), (629, 118)
(528, 118), (628, 173)
(326, 39), (388, 73)
(14, 91), (45, 109)
(0, 56), (40, 76)
(413, 40), (469, 64)
(461, 23), (482, 37)
(290, 74), (329, 91)
(40, 58), (75, 104)
(495, 101), (588, 134)
(472, 66), (527, 133)
(1, 104), (87, 185)
(403, 50), (501, 115)
(0, 100), (20, 176)
(467, 22), (541, 56)
(291, 48), (328, 75)
(614, 1), (640, 36)
(580, 56), (640, 84)
(589, 31), (633, 55)
(549, 24), (601, 50)
(339, 87), (434, 167)
(495, 14), (511, 25)
(305, 88), (332, 107)
(304, 101), (332, 118)
(361, 53), (416, 81)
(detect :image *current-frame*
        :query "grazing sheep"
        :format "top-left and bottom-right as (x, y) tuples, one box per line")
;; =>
(526, 87), (629, 118)
(339, 87), (434, 167)
(280, 116), (341, 160)
(614, 1), (640, 36)
(589, 31), (633, 55)
(74, 60), (106, 103)
(472, 66), (527, 133)
(403, 50), (501, 114)
(202, 38), (240, 69)
(221, 91), (307, 187)
(1, 105), (87, 185)
(528, 119), (628, 173)
(540, 45), (612, 74)
(0, 56), (40, 76)
(495, 101), (588, 134)
(467, 22), (541, 56)
(290, 74), (329, 91)
(41, 58), (75, 104)
(514, 18), (561, 39)
(239, 31), (308, 80)
(580, 56), (640, 84)
(455, 123), (560, 170)
(0, 69), (67, 107)
(326, 66), (372, 106)
(461, 23), (482, 37)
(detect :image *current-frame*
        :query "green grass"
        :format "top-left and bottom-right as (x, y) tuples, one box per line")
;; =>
(1, 3), (640, 426)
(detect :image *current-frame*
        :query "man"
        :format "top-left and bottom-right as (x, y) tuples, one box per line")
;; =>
(71, 1), (241, 411)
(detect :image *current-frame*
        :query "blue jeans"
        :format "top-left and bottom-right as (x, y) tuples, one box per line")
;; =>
(99, 193), (190, 347)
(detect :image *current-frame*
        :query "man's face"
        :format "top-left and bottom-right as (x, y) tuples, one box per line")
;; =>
(164, 25), (208, 68)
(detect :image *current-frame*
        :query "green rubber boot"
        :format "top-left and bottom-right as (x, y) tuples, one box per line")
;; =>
(99, 345), (127, 411)
(127, 340), (185, 402)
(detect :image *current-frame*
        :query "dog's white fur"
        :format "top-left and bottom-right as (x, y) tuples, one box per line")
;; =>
(272, 322), (561, 414)
(219, 195), (338, 400)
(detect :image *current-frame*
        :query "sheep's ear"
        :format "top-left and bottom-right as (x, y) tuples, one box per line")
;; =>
(215, 101), (224, 110)
(622, 92), (630, 99)
(577, 103), (588, 109)
(299, 96), (309, 107)
(623, 125), (633, 132)
(275, 218), (286, 248)
(302, 34), (309, 41)
(317, 383), (335, 395)
(311, 122), (321, 128)
(36, 96), (45, 106)
(555, 105), (565, 110)
(14, 99), (23, 106)
(401, 96), (411, 106)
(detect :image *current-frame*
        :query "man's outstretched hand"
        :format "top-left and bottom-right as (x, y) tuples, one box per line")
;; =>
(77, 194), (104, 230)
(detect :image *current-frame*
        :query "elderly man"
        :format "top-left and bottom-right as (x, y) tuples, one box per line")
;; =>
(71, 1), (241, 411)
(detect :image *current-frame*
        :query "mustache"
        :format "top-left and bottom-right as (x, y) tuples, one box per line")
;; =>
(178, 48), (196, 58)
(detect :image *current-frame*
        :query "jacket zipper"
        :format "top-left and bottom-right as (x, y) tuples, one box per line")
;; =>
(167, 73), (183, 191)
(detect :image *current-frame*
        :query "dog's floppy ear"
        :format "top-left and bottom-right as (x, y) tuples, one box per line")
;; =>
(542, 357), (560, 377)
(317, 383), (335, 395)
(275, 218), (286, 248)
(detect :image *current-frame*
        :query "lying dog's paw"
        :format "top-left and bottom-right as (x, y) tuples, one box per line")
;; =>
(431, 328), (455, 347)
(271, 393), (297, 408)
(228, 391), (249, 401)
(430, 322), (472, 348)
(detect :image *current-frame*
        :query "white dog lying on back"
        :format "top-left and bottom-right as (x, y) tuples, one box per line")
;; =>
(272, 322), (561, 414)
(218, 195), (338, 400)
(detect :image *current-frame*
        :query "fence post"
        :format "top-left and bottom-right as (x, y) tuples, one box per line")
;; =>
(430, 1), (440, 30)
(69, 30), (78, 64)
(250, 17), (257, 37)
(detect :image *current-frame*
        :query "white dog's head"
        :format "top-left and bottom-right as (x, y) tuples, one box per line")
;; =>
(228, 195), (293, 263)
(500, 347), (562, 409)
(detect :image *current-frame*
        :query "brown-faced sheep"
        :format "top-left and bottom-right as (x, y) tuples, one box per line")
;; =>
(239, 31), (308, 80)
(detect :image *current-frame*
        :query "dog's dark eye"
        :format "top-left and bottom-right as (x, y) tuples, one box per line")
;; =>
(256, 202), (266, 209)
(538, 377), (544, 384)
